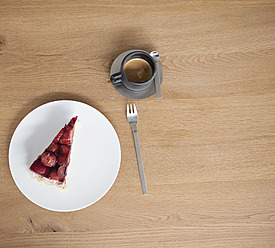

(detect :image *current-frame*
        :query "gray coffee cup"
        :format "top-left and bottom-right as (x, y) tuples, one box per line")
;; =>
(110, 51), (158, 92)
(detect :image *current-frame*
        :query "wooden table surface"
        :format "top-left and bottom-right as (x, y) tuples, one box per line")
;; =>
(1, 1), (275, 247)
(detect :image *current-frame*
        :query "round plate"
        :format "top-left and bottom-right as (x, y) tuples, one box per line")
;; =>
(110, 50), (163, 100)
(9, 100), (121, 212)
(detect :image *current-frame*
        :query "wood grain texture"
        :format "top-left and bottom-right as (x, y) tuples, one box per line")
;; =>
(0, 0), (275, 247)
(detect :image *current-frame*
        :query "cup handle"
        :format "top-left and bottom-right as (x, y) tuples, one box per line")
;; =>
(150, 51), (159, 62)
(111, 72), (122, 86)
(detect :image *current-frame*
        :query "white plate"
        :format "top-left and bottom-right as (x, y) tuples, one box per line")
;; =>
(9, 100), (121, 212)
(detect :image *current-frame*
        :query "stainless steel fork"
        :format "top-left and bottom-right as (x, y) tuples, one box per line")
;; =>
(127, 104), (148, 195)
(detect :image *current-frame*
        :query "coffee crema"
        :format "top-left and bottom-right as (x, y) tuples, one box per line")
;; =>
(123, 58), (153, 83)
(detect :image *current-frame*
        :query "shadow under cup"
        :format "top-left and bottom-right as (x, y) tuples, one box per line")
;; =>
(111, 51), (157, 92)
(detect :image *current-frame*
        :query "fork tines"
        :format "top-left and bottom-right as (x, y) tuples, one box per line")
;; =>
(127, 104), (137, 114)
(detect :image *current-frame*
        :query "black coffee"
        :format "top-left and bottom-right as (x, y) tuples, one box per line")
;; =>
(123, 58), (153, 83)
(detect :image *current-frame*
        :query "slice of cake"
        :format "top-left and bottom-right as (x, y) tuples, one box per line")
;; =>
(29, 116), (78, 188)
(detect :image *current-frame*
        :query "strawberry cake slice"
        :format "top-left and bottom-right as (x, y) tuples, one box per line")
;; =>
(29, 116), (78, 188)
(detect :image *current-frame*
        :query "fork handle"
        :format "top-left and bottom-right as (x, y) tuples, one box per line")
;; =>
(130, 124), (148, 195)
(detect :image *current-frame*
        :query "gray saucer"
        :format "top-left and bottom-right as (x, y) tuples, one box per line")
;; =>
(110, 50), (163, 100)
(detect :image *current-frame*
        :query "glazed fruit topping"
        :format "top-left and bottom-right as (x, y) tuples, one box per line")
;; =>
(59, 145), (70, 155)
(41, 152), (57, 167)
(68, 116), (77, 127)
(48, 170), (59, 181)
(30, 158), (50, 176)
(59, 126), (74, 145)
(53, 128), (65, 143)
(57, 154), (69, 166)
(57, 166), (66, 180)
(30, 116), (78, 185)
(46, 143), (59, 153)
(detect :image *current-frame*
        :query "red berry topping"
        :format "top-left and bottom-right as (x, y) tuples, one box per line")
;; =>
(57, 166), (66, 179)
(30, 117), (77, 185)
(53, 127), (65, 143)
(68, 116), (78, 127)
(48, 170), (59, 181)
(59, 145), (70, 155)
(57, 154), (69, 166)
(56, 117), (77, 145)
(59, 127), (74, 145)
(41, 152), (57, 167)
(30, 158), (50, 176)
(46, 143), (59, 153)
